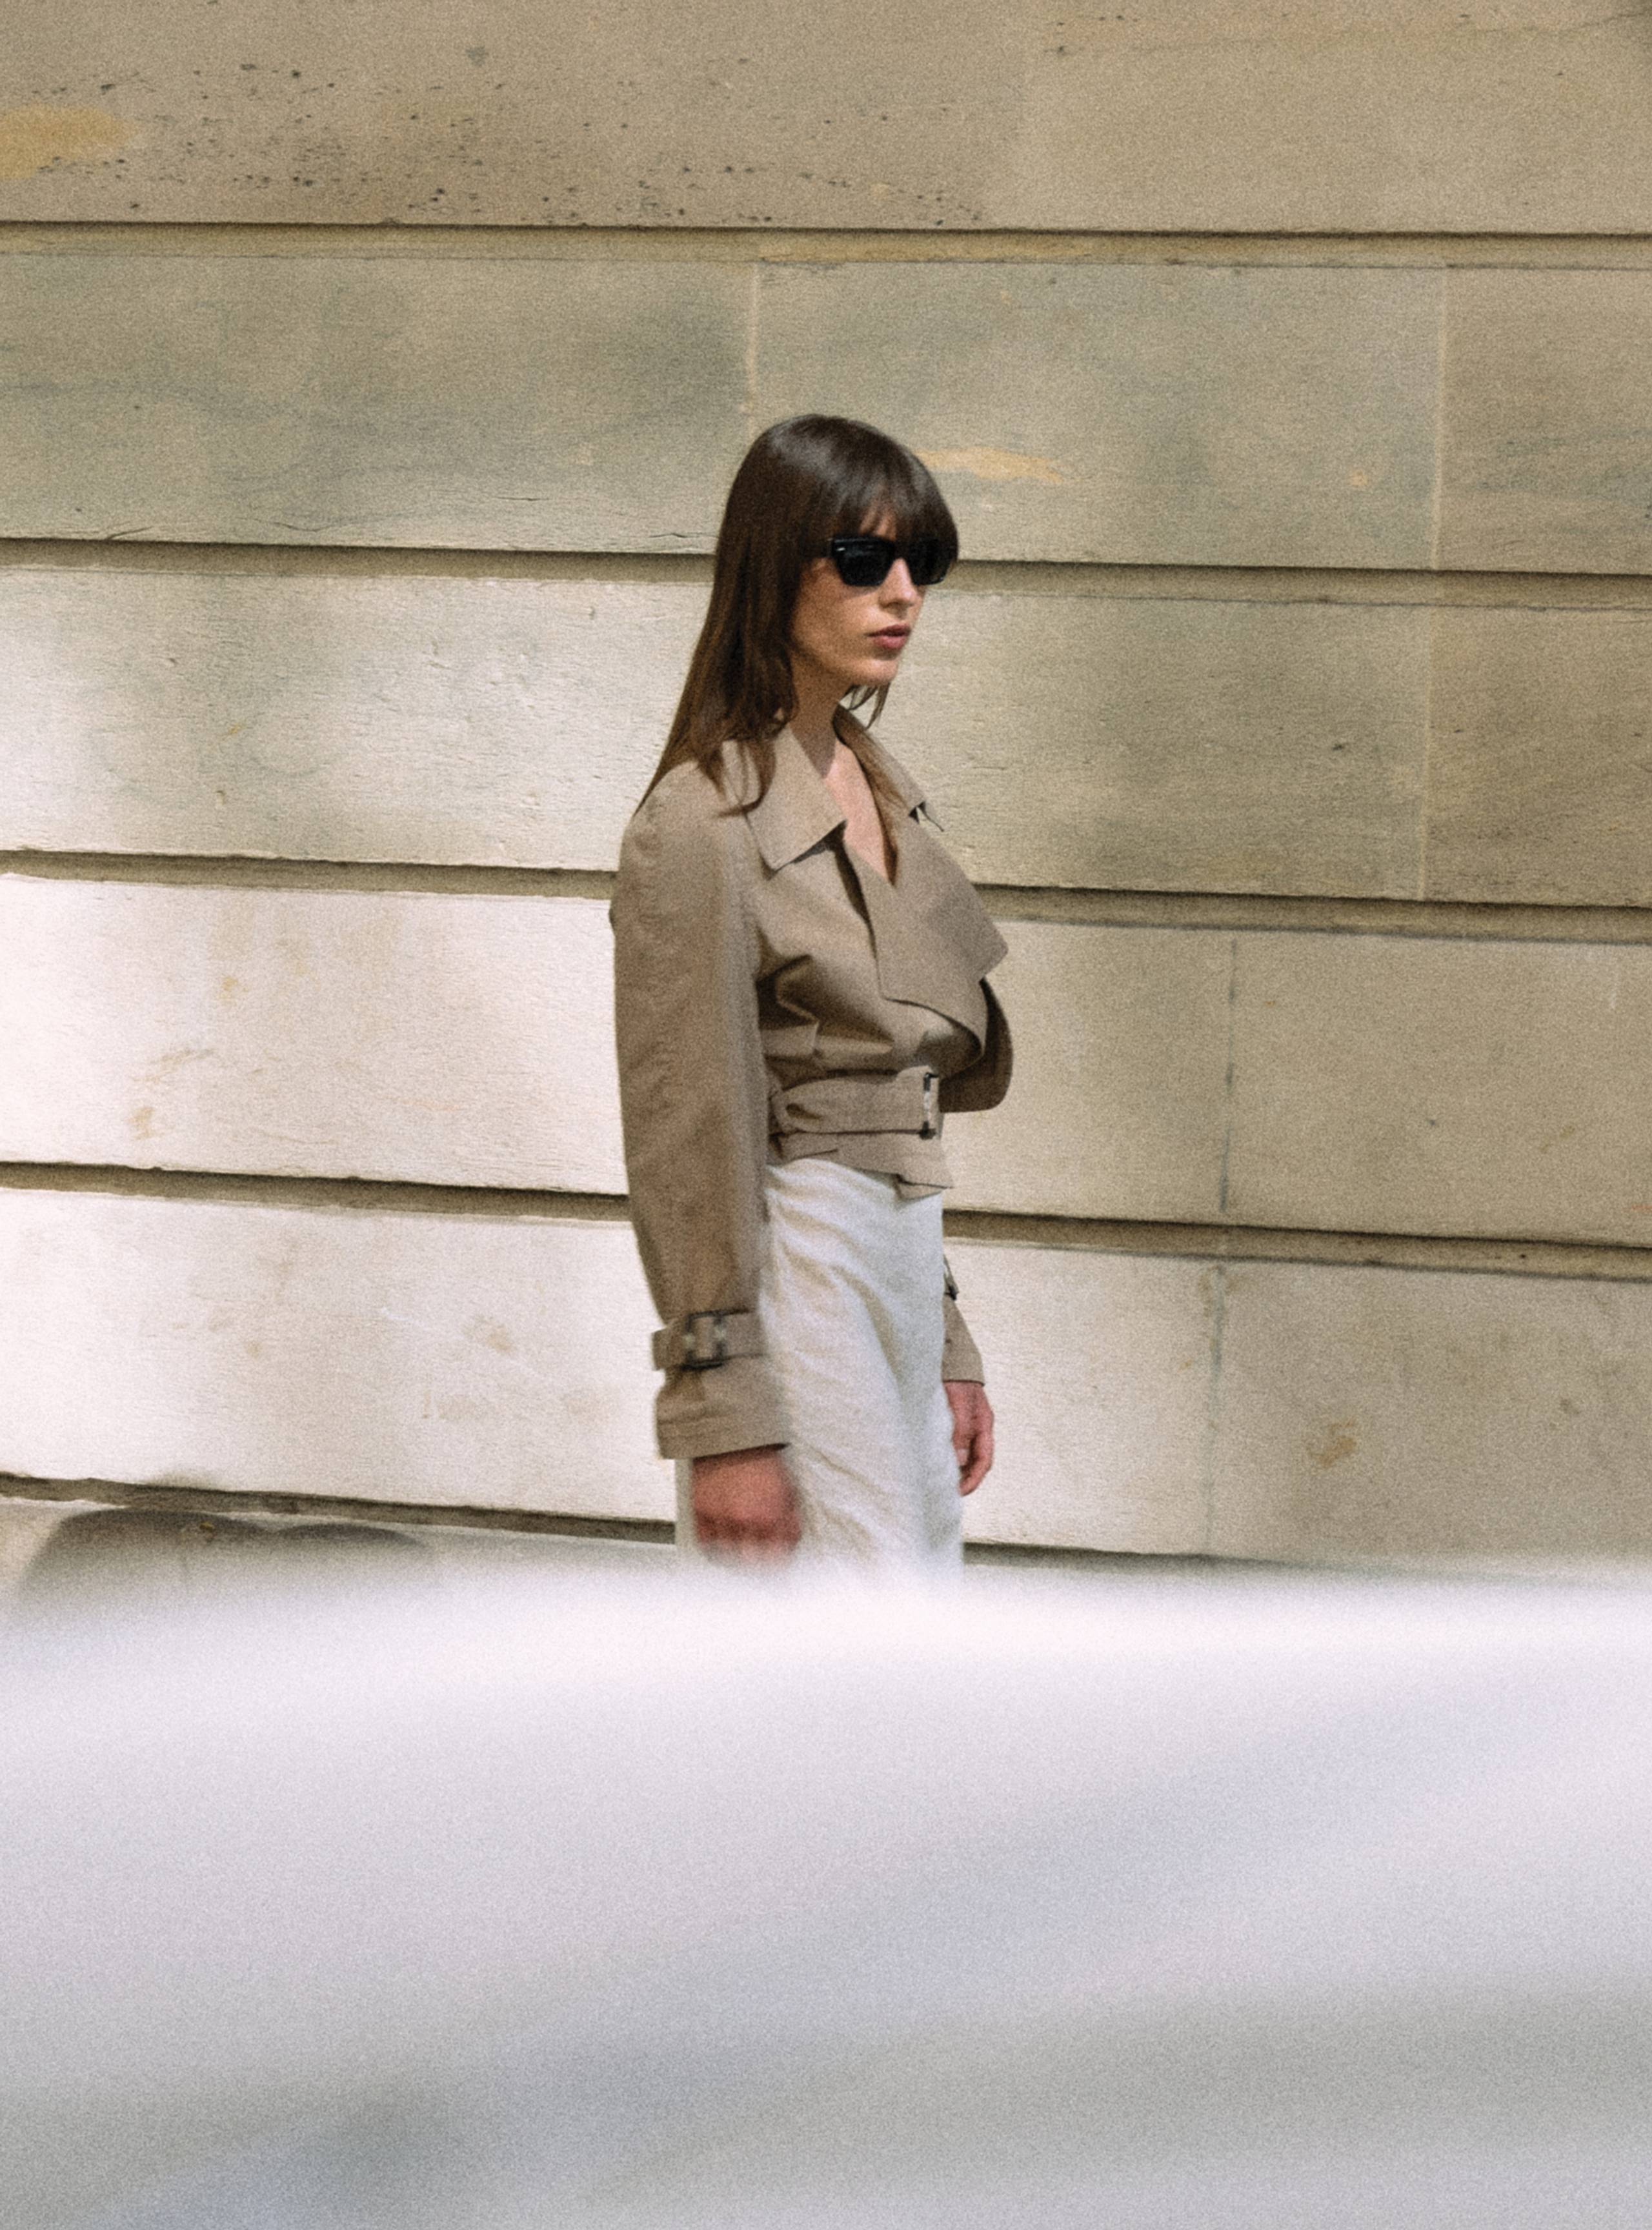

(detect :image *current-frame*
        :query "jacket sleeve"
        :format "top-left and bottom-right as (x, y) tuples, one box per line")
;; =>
(939, 979), (1008, 1381)
(942, 1290), (984, 1383)
(611, 778), (790, 1462)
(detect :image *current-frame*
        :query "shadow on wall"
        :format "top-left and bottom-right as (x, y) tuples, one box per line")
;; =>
(11, 1507), (435, 1620)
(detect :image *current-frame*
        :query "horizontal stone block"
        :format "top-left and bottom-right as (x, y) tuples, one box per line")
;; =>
(1441, 272), (1652, 576)
(1224, 934), (1652, 1247)
(1211, 1258), (1652, 1562)
(757, 263), (1442, 567)
(0, 1189), (674, 1522)
(0, 880), (632, 1194)
(898, 590), (1430, 896)
(0, 254), (750, 548)
(29, 558), (1652, 917)
(19, 879), (1652, 1246)
(6, 1187), (1650, 1565)
(0, 881), (1231, 1221)
(944, 923), (1231, 1222)
(0, 567), (700, 869)
(947, 1241), (1212, 1552)
(0, 1189), (1214, 1551)
(1008, 0), (1652, 236)
(0, 253), (1442, 565)
(1425, 606), (1652, 908)
(4, 1), (1651, 231)
(2, 564), (1431, 898)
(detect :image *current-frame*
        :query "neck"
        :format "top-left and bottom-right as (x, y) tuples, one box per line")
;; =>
(788, 660), (847, 776)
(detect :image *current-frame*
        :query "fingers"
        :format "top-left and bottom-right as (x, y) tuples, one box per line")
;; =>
(695, 1508), (800, 1543)
(943, 1380), (994, 1496)
(694, 1508), (802, 1560)
(956, 1391), (995, 1496)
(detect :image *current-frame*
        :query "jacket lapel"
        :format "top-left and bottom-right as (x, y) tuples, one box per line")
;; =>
(745, 727), (1007, 1050)
(841, 727), (1007, 1046)
(852, 819), (1006, 1046)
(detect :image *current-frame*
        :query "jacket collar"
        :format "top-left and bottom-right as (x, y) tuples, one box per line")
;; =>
(741, 723), (926, 872)
(736, 724), (1003, 1043)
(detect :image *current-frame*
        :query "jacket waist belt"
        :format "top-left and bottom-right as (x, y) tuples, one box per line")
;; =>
(769, 1066), (940, 1142)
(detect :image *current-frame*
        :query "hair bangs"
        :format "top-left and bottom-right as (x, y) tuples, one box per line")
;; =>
(646, 415), (959, 806)
(812, 432), (959, 568)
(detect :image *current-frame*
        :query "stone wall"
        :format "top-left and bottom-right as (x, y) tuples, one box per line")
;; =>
(6, 3), (1652, 1558)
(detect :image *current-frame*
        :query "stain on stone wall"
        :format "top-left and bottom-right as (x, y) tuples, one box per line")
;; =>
(0, 104), (132, 181)
(920, 447), (1065, 486)
(5, 0), (1652, 228)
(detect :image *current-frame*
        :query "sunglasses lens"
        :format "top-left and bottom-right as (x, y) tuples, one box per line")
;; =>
(836, 545), (887, 587)
(829, 536), (951, 588)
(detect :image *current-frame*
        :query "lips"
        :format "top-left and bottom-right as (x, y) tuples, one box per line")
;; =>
(870, 628), (910, 649)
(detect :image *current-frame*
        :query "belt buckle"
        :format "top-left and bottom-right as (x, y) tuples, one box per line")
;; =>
(919, 1069), (939, 1140)
(679, 1312), (729, 1370)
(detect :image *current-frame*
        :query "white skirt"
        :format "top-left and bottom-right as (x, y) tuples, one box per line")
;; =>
(676, 1157), (963, 1569)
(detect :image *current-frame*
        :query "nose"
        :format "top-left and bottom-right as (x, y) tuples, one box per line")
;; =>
(881, 561), (920, 608)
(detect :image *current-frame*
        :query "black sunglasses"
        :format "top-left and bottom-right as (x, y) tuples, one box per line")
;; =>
(825, 534), (952, 590)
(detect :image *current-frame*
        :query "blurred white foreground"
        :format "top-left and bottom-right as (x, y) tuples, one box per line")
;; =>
(5, 1558), (1652, 2229)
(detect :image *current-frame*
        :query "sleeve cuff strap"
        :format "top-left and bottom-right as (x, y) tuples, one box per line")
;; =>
(650, 1309), (767, 1372)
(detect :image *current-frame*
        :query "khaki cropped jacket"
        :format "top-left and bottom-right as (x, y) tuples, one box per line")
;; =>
(611, 723), (1012, 1462)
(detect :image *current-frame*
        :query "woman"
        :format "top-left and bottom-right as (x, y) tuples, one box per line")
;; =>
(612, 415), (1012, 1567)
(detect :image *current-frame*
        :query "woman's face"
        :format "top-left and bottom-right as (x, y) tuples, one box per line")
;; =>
(789, 509), (924, 698)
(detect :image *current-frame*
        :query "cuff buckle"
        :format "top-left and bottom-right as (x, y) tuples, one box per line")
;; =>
(679, 1312), (730, 1370)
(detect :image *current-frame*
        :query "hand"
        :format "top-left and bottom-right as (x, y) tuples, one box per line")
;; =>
(690, 1445), (802, 1562)
(944, 1380), (995, 1496)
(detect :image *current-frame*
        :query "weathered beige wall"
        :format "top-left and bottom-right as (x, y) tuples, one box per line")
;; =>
(0, 251), (1443, 561)
(12, 248), (1652, 576)
(9, 1185), (1652, 1562)
(13, 877), (1652, 1245)
(0, 252), (751, 551)
(0, 882), (1240, 1220)
(1440, 272), (1652, 574)
(0, 1189), (1216, 1552)
(1427, 606), (1652, 907)
(1209, 1258), (1652, 1563)
(2, 563), (1435, 894)
(18, 558), (1652, 902)
(5, 1), (1651, 1565)
(6, 1), (1652, 232)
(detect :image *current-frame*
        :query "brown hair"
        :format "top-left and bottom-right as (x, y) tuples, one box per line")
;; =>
(643, 414), (958, 806)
